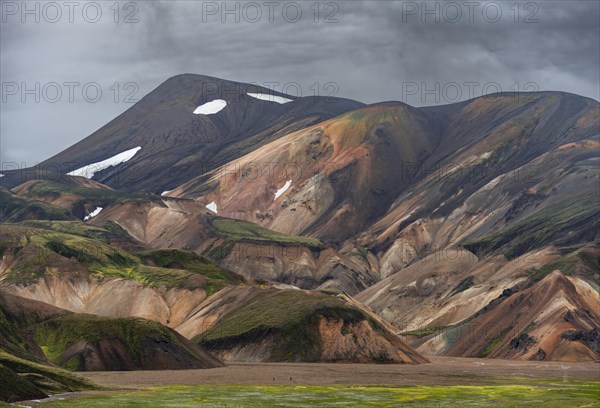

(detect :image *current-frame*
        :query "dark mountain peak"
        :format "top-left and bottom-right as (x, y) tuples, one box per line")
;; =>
(0, 74), (364, 192)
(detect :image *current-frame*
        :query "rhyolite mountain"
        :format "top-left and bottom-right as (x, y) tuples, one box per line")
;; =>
(1, 74), (364, 193)
(1, 74), (599, 370)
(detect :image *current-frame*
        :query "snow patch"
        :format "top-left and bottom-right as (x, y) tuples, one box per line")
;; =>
(0, 174), (4, 177)
(206, 201), (218, 213)
(68, 147), (141, 179)
(83, 207), (103, 221)
(274, 180), (292, 200)
(247, 93), (293, 104)
(161, 190), (171, 196)
(193, 99), (227, 114)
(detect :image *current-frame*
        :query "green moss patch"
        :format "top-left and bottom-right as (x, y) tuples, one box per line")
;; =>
(16, 220), (127, 244)
(25, 180), (148, 206)
(0, 350), (96, 402)
(209, 217), (325, 250)
(38, 382), (600, 407)
(401, 326), (449, 338)
(195, 289), (377, 362)
(0, 188), (74, 222)
(524, 245), (600, 287)
(462, 195), (599, 259)
(33, 315), (177, 369)
(1, 225), (236, 295)
(135, 249), (244, 293)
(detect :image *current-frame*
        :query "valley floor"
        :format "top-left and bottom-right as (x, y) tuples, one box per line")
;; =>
(14, 357), (600, 407)
(78, 357), (600, 387)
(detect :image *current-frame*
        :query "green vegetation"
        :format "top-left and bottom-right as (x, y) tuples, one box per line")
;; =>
(1, 225), (237, 295)
(0, 188), (74, 222)
(480, 326), (514, 357)
(462, 195), (599, 259)
(16, 220), (127, 243)
(0, 363), (46, 403)
(134, 249), (243, 293)
(136, 249), (243, 285)
(206, 240), (235, 261)
(24, 180), (147, 205)
(524, 246), (600, 286)
(17, 180), (154, 220)
(0, 350), (96, 402)
(1, 224), (138, 285)
(39, 382), (600, 407)
(0, 300), (55, 363)
(210, 217), (326, 249)
(401, 326), (448, 338)
(358, 246), (369, 260)
(195, 289), (376, 362)
(0, 307), (34, 361)
(33, 315), (182, 370)
(319, 288), (344, 296)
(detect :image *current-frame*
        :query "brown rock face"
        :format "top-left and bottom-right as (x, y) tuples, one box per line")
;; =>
(317, 318), (427, 364)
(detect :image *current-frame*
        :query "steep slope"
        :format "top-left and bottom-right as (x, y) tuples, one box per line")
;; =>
(0, 188), (75, 222)
(357, 244), (600, 362)
(0, 224), (244, 327)
(168, 92), (598, 253)
(0, 350), (96, 403)
(85, 197), (374, 294)
(347, 93), (599, 362)
(0, 292), (91, 402)
(11, 176), (148, 221)
(0, 290), (223, 372)
(2, 77), (599, 366)
(413, 271), (599, 362)
(360, 93), (599, 256)
(0, 290), (69, 362)
(179, 286), (428, 364)
(32, 314), (223, 371)
(171, 102), (440, 243)
(0, 74), (363, 193)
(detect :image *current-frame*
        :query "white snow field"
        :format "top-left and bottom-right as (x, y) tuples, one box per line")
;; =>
(206, 201), (218, 213)
(274, 180), (292, 200)
(83, 206), (103, 221)
(247, 93), (293, 104)
(193, 99), (227, 114)
(68, 146), (142, 179)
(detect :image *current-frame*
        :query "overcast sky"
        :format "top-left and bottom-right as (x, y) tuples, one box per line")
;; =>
(1, 0), (599, 166)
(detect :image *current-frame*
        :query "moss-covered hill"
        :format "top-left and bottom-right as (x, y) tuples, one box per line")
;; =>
(0, 292), (97, 402)
(11, 179), (154, 220)
(0, 350), (97, 403)
(0, 290), (223, 402)
(193, 287), (428, 364)
(32, 314), (223, 371)
(207, 216), (326, 250)
(0, 223), (243, 293)
(0, 188), (74, 222)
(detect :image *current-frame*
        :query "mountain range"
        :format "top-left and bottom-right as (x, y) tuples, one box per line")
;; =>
(1, 73), (598, 401)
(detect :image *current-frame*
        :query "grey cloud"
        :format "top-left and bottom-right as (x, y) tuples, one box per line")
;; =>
(1, 0), (598, 165)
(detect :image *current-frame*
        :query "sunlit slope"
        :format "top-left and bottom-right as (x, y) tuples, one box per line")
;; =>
(182, 286), (428, 364)
(172, 102), (440, 243)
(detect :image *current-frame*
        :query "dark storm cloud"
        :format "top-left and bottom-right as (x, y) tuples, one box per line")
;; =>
(1, 0), (598, 165)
